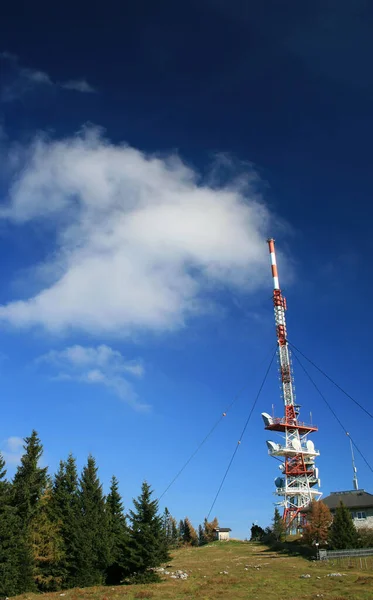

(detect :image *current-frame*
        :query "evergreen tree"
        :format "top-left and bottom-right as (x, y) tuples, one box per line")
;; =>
(0, 454), (35, 596)
(302, 501), (332, 547)
(50, 454), (80, 588)
(179, 518), (185, 544)
(272, 508), (286, 542)
(162, 507), (174, 547)
(250, 523), (265, 541)
(170, 517), (179, 548)
(128, 481), (170, 580)
(106, 475), (130, 585)
(12, 431), (48, 526)
(74, 456), (111, 587)
(203, 517), (219, 543)
(29, 487), (65, 591)
(182, 517), (199, 546)
(328, 502), (359, 549)
(198, 524), (207, 546)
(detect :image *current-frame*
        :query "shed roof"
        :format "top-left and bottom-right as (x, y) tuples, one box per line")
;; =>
(322, 490), (373, 510)
(214, 527), (231, 532)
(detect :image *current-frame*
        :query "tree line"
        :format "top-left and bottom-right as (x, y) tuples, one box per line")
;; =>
(250, 501), (373, 550)
(0, 430), (219, 597)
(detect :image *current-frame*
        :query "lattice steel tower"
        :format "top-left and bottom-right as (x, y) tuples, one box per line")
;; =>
(262, 239), (321, 533)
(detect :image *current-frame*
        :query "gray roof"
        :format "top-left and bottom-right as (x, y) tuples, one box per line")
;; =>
(214, 527), (231, 532)
(322, 490), (373, 510)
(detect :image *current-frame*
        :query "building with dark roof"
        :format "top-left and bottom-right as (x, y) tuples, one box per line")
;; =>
(322, 490), (373, 529)
(213, 527), (232, 541)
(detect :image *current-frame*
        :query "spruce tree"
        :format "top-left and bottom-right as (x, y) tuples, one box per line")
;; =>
(162, 507), (173, 547)
(170, 517), (179, 548)
(198, 524), (207, 546)
(74, 456), (111, 587)
(106, 475), (129, 585)
(272, 507), (286, 542)
(50, 454), (80, 588)
(179, 518), (185, 544)
(328, 502), (359, 549)
(0, 454), (35, 596)
(128, 481), (170, 581)
(29, 487), (65, 591)
(12, 431), (48, 526)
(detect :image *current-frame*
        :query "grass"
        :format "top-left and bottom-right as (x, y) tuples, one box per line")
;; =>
(14, 540), (373, 600)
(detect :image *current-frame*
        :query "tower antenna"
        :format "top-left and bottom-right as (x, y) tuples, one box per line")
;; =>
(261, 239), (321, 533)
(348, 433), (359, 491)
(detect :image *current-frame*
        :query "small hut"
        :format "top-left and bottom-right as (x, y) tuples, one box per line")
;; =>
(213, 527), (231, 541)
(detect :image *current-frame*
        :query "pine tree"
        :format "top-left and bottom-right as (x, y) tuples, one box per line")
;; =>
(0, 454), (35, 596)
(12, 431), (48, 526)
(128, 481), (170, 581)
(106, 475), (129, 585)
(272, 507), (286, 542)
(328, 502), (359, 549)
(74, 456), (111, 587)
(29, 487), (65, 591)
(302, 501), (332, 547)
(50, 454), (80, 588)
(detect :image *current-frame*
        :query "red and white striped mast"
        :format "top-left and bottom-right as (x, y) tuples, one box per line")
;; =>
(262, 239), (321, 533)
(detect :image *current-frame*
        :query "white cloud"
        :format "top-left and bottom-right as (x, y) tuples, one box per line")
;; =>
(1, 436), (24, 466)
(60, 79), (96, 93)
(0, 126), (277, 335)
(0, 52), (95, 100)
(37, 344), (146, 410)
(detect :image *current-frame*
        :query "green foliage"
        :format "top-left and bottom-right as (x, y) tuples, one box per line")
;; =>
(170, 516), (179, 548)
(128, 481), (170, 576)
(50, 454), (80, 588)
(357, 526), (373, 548)
(179, 518), (185, 542)
(198, 524), (207, 546)
(328, 501), (359, 549)
(181, 517), (199, 546)
(272, 507), (286, 542)
(30, 487), (66, 591)
(106, 475), (130, 584)
(74, 455), (111, 587)
(203, 517), (219, 543)
(250, 523), (265, 541)
(0, 453), (35, 596)
(12, 430), (48, 526)
(0, 433), (177, 594)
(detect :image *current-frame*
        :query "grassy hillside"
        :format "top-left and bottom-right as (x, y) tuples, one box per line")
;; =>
(14, 540), (373, 600)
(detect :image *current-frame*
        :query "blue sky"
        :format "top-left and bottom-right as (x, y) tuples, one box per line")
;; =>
(0, 0), (372, 538)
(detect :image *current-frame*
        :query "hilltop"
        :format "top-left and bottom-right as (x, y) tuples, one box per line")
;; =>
(14, 540), (373, 600)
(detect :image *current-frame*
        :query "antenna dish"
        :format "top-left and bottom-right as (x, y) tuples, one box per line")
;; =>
(266, 440), (279, 452)
(291, 439), (301, 451)
(275, 477), (285, 488)
(306, 440), (315, 453)
(261, 412), (274, 426)
(278, 464), (285, 471)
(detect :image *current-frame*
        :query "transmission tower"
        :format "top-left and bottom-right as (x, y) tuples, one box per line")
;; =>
(262, 239), (321, 533)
